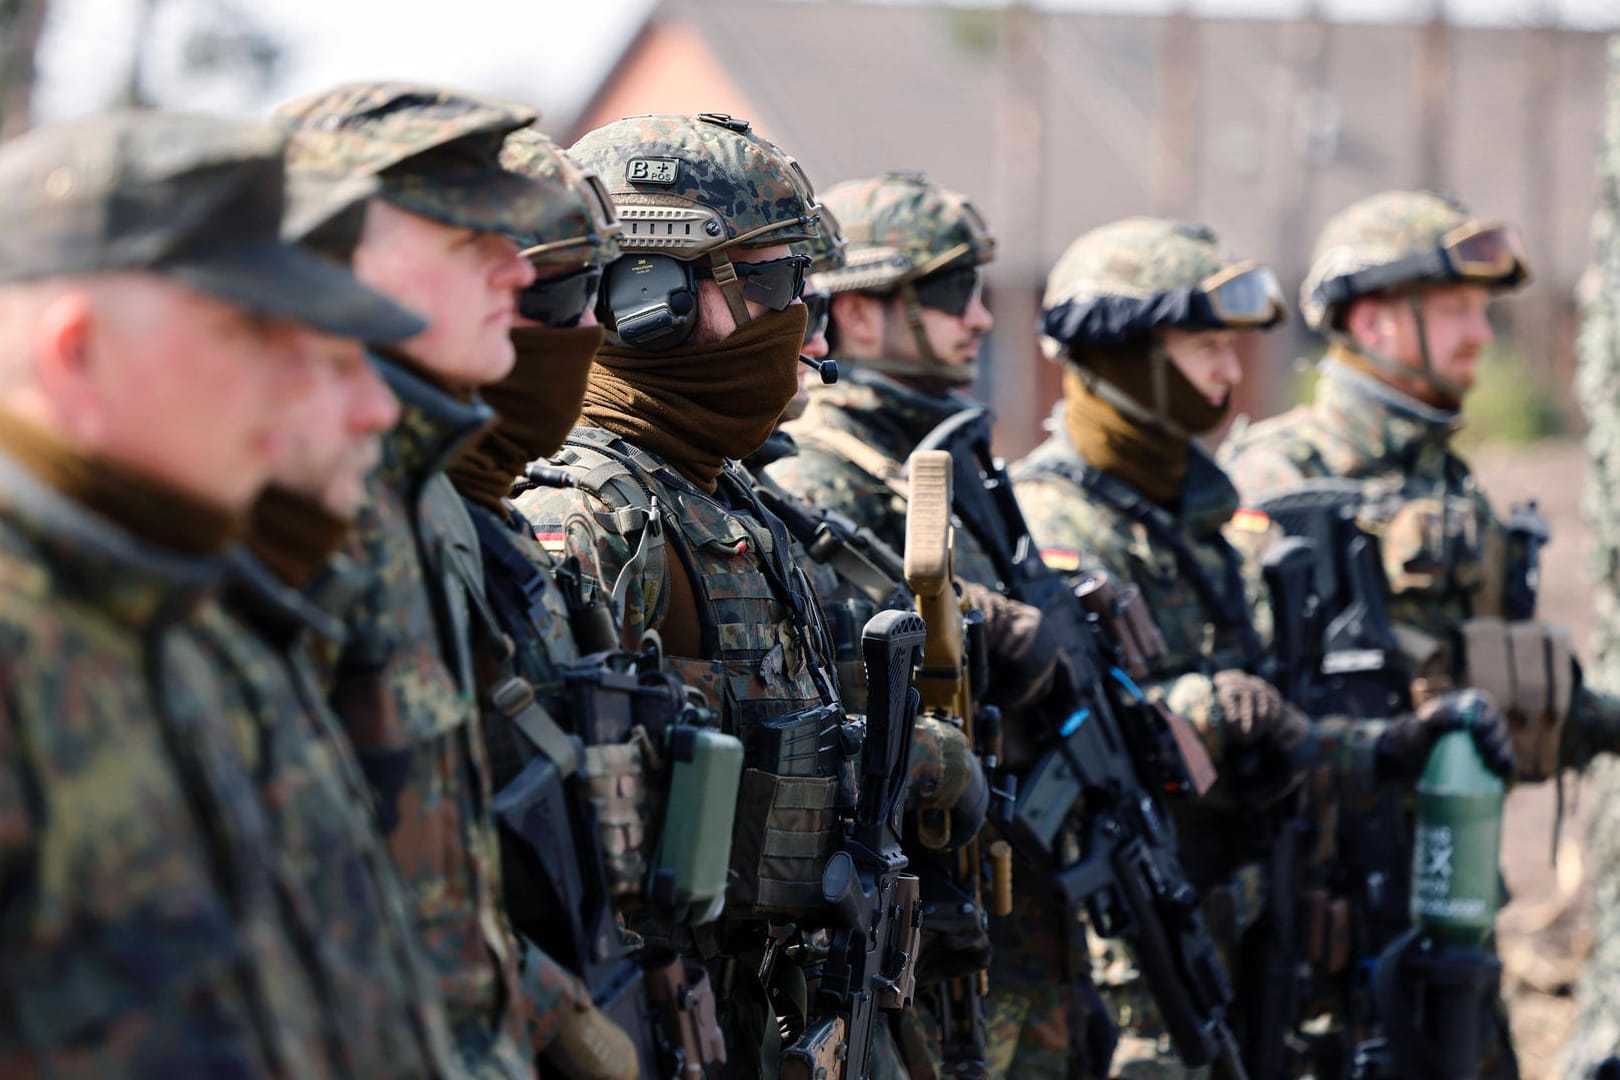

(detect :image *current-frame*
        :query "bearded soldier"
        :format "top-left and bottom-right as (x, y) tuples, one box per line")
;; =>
(1012, 217), (1514, 1077)
(764, 172), (1117, 1079)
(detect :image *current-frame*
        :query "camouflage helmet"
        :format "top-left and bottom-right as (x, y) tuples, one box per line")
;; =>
(1040, 217), (1285, 359)
(1299, 190), (1531, 331)
(795, 200), (846, 274)
(499, 126), (622, 269)
(568, 112), (821, 260)
(812, 171), (995, 295)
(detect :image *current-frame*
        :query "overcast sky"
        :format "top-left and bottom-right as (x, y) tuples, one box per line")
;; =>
(32, 0), (1618, 130)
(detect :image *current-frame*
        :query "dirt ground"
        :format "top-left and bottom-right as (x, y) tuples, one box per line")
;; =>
(1472, 437), (1598, 1080)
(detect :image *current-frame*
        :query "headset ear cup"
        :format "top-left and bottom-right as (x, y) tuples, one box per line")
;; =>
(601, 255), (702, 350)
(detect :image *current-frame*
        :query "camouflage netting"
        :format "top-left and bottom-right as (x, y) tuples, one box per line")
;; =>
(1567, 35), (1620, 1079)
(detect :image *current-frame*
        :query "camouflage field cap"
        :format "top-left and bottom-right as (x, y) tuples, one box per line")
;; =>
(274, 81), (551, 236)
(280, 171), (427, 341)
(0, 109), (425, 342)
(1040, 217), (1285, 358)
(812, 171), (995, 295)
(1300, 190), (1532, 331)
(498, 126), (622, 268)
(568, 112), (822, 258)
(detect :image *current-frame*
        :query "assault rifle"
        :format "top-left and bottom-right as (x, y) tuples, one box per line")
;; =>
(754, 471), (911, 609)
(906, 452), (1013, 1079)
(782, 609), (926, 1080)
(1253, 481), (1502, 1079)
(911, 407), (1250, 1079)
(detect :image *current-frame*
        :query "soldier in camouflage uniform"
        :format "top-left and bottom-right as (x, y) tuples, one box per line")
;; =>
(443, 125), (666, 1079)
(764, 172), (1123, 1079)
(272, 82), (553, 1079)
(189, 167), (466, 1078)
(1222, 191), (1620, 779)
(514, 113), (927, 1079)
(1013, 217), (1514, 1076)
(0, 110), (425, 1076)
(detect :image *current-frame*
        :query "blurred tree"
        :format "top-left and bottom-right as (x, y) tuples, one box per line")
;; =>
(121, 0), (283, 108)
(1565, 33), (1620, 1080)
(0, 0), (48, 139)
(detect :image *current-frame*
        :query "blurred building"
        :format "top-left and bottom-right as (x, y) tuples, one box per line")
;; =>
(568, 0), (1609, 456)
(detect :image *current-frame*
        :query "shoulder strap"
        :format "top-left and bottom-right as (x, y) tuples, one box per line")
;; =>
(440, 491), (581, 777)
(1020, 452), (1265, 671)
(782, 423), (909, 499)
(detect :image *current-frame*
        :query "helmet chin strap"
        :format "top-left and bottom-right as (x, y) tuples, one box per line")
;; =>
(1328, 294), (1467, 408)
(852, 282), (977, 390)
(1073, 347), (1193, 441)
(706, 249), (756, 329)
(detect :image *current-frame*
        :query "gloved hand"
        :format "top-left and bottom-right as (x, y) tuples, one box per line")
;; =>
(962, 582), (1063, 712)
(541, 974), (640, 1080)
(1375, 688), (1515, 782)
(1211, 669), (1310, 755)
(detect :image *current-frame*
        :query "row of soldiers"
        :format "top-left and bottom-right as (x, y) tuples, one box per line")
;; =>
(0, 78), (1612, 1080)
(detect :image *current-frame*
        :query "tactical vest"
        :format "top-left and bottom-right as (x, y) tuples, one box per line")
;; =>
(550, 428), (847, 918)
(1012, 437), (1263, 678)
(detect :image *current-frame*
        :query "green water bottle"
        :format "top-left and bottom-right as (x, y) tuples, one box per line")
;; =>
(1410, 727), (1505, 947)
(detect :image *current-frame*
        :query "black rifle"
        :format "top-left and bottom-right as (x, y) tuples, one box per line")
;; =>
(1256, 482), (1504, 1079)
(782, 609), (927, 1080)
(912, 406), (1250, 1079)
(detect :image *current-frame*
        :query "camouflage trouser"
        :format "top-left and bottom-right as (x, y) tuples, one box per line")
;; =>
(984, 983), (1073, 1079)
(870, 1021), (911, 1080)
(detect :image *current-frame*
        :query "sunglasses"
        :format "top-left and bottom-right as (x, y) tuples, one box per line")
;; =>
(518, 265), (602, 328)
(910, 265), (983, 317)
(801, 290), (831, 345)
(694, 254), (811, 311)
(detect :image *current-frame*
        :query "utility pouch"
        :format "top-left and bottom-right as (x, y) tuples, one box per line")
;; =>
(723, 703), (848, 917)
(645, 954), (727, 1077)
(649, 724), (744, 926)
(582, 735), (657, 903)
(825, 596), (878, 715)
(1459, 616), (1573, 781)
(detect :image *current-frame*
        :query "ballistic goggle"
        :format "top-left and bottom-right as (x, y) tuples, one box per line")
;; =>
(1315, 221), (1532, 306)
(1041, 261), (1287, 347)
(693, 253), (810, 311)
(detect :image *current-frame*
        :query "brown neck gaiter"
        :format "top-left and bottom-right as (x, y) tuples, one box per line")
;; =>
(246, 484), (350, 589)
(582, 305), (809, 492)
(0, 411), (240, 555)
(449, 324), (604, 512)
(1063, 356), (1190, 506)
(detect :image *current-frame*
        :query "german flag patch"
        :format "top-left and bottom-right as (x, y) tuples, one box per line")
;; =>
(535, 531), (567, 556)
(1230, 508), (1271, 533)
(1040, 548), (1082, 572)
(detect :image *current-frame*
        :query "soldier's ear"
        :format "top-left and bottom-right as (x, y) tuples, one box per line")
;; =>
(1344, 295), (1395, 352)
(829, 291), (883, 351)
(34, 289), (105, 442)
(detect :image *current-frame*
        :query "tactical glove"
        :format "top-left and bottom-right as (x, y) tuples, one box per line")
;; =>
(1211, 669), (1310, 755)
(1375, 689), (1515, 782)
(962, 582), (1063, 712)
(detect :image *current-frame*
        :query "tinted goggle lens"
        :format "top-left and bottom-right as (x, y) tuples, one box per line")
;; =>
(911, 266), (982, 317)
(1443, 224), (1529, 282)
(518, 265), (602, 328)
(736, 254), (811, 311)
(801, 291), (831, 345)
(1199, 263), (1286, 326)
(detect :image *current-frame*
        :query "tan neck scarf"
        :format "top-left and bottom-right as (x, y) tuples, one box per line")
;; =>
(450, 324), (604, 512)
(582, 305), (808, 492)
(0, 411), (240, 555)
(1063, 361), (1189, 506)
(246, 484), (350, 588)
